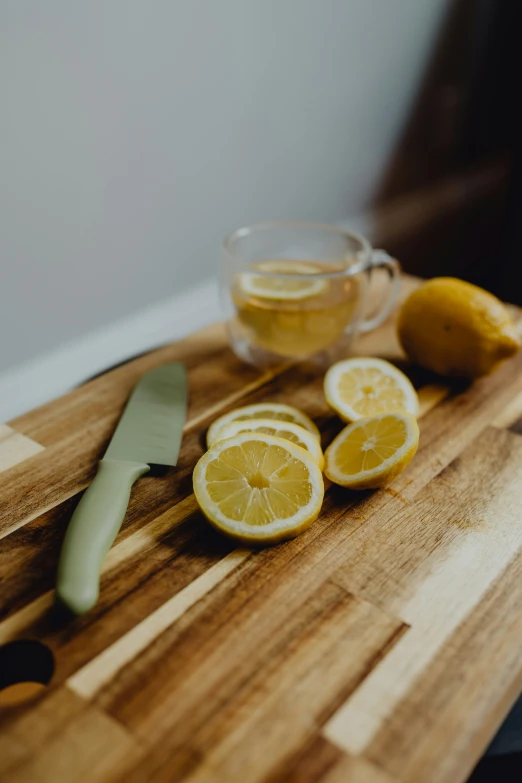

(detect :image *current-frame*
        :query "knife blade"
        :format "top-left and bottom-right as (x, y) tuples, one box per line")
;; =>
(56, 363), (188, 615)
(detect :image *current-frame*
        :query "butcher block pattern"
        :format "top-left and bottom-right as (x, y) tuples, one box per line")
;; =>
(0, 424), (44, 475)
(1, 278), (522, 783)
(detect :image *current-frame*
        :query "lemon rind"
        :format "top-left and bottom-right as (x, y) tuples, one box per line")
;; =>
(237, 261), (328, 302)
(193, 432), (324, 542)
(324, 412), (419, 487)
(324, 357), (419, 422)
(211, 418), (324, 470)
(206, 402), (320, 447)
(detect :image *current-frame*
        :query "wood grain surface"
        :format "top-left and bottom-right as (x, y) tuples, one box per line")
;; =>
(1, 277), (522, 783)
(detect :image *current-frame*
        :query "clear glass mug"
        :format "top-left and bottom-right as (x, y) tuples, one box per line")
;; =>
(221, 221), (400, 368)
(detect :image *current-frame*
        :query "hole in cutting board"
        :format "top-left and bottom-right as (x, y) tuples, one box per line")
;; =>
(0, 639), (54, 706)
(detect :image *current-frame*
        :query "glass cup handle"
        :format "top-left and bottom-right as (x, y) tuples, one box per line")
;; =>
(359, 250), (401, 333)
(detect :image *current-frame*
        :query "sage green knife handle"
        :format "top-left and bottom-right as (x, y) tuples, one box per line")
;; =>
(56, 458), (150, 615)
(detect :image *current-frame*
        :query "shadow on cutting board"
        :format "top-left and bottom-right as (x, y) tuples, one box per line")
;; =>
(468, 753), (522, 782)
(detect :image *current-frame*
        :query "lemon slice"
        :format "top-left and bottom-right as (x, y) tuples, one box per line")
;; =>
(212, 418), (324, 470)
(206, 403), (320, 447)
(238, 260), (328, 301)
(193, 432), (324, 543)
(324, 357), (418, 422)
(324, 412), (419, 489)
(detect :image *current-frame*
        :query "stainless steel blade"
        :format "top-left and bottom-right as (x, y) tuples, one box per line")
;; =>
(105, 363), (188, 465)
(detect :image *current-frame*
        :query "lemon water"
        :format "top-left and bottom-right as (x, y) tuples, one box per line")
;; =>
(231, 261), (359, 358)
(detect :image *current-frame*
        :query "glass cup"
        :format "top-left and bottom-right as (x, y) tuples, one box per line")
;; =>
(221, 221), (400, 368)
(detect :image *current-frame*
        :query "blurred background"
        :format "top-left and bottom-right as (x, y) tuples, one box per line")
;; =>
(1, 0), (519, 404)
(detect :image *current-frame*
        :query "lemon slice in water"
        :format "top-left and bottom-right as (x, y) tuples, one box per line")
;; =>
(238, 260), (328, 301)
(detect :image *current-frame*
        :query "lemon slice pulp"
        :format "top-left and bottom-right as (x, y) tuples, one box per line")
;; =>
(193, 433), (324, 543)
(206, 402), (320, 448)
(324, 412), (419, 489)
(324, 357), (418, 422)
(212, 418), (324, 470)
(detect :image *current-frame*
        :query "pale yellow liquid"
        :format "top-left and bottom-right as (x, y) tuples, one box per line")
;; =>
(232, 261), (358, 358)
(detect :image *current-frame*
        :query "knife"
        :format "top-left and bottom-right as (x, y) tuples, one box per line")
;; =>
(56, 362), (188, 615)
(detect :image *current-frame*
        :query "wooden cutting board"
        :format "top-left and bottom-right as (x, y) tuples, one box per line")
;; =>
(1, 277), (522, 783)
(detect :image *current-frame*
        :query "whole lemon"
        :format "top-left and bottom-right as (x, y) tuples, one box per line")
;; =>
(397, 277), (520, 378)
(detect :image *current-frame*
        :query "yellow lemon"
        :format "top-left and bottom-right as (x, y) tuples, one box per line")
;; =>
(324, 357), (418, 422)
(212, 418), (324, 470)
(324, 412), (419, 489)
(193, 432), (324, 544)
(397, 277), (520, 378)
(206, 402), (319, 447)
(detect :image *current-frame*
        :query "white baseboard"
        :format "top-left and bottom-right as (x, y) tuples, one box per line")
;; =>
(0, 279), (220, 422)
(0, 216), (373, 423)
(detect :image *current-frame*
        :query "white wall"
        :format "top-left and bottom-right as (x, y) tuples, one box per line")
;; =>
(1, 0), (450, 373)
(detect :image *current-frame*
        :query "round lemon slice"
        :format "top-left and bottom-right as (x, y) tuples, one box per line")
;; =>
(193, 432), (324, 544)
(212, 418), (324, 470)
(324, 357), (418, 422)
(206, 402), (320, 448)
(238, 260), (328, 301)
(324, 412), (419, 489)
